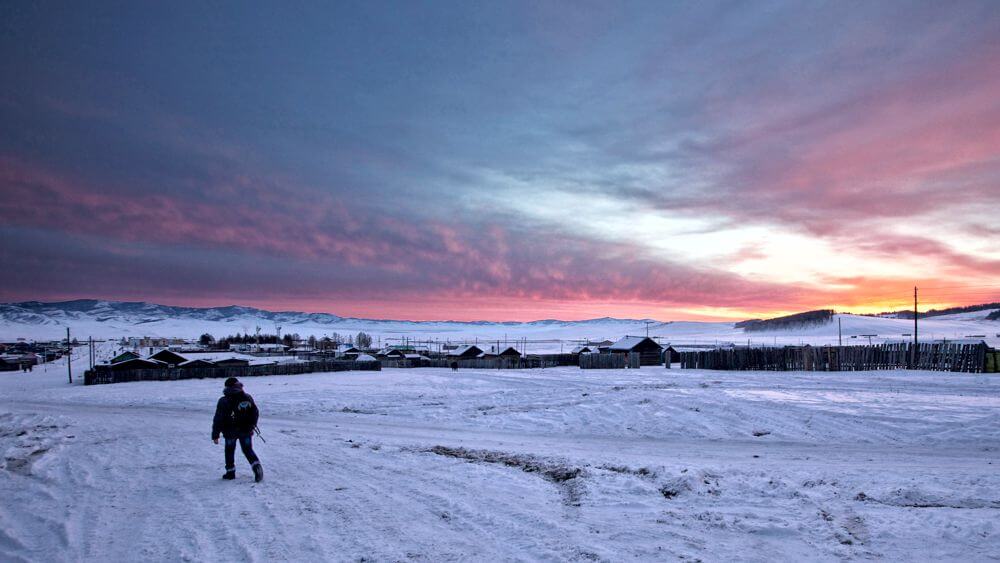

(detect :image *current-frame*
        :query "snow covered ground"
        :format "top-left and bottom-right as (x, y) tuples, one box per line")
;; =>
(2, 352), (999, 561)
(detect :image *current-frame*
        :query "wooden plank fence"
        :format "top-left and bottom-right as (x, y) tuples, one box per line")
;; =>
(580, 353), (641, 369)
(85, 359), (381, 385)
(381, 354), (579, 370)
(679, 343), (991, 373)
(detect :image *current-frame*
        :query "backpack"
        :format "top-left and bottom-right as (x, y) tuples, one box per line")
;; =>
(229, 395), (255, 428)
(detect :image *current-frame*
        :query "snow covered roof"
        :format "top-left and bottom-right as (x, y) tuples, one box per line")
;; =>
(570, 346), (592, 354)
(447, 345), (482, 356)
(110, 358), (167, 369)
(178, 359), (216, 367)
(355, 354), (376, 362)
(609, 336), (662, 351)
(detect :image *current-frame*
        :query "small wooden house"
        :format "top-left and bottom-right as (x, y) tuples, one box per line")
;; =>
(336, 345), (361, 360)
(497, 346), (521, 359)
(110, 358), (167, 371)
(110, 351), (140, 364)
(148, 349), (188, 366)
(448, 345), (483, 359)
(179, 359), (217, 369)
(609, 336), (664, 366)
(213, 357), (251, 368)
(663, 345), (680, 364)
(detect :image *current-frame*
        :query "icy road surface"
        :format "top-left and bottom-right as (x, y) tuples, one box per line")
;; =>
(2, 362), (999, 561)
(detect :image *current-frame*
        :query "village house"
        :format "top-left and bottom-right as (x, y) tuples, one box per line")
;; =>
(481, 346), (521, 359)
(609, 336), (664, 366)
(447, 345), (483, 359)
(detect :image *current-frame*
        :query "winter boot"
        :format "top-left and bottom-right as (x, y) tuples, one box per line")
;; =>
(251, 461), (264, 482)
(223, 469), (236, 480)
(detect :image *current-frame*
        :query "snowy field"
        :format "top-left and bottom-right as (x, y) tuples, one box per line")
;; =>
(2, 356), (999, 561)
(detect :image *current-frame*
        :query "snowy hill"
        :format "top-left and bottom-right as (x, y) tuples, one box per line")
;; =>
(0, 300), (662, 344)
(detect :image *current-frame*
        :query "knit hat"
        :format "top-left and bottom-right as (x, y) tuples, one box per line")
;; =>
(224, 377), (242, 389)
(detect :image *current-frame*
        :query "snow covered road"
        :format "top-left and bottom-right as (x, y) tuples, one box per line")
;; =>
(2, 365), (999, 561)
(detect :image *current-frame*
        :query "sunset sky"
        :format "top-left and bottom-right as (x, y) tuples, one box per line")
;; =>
(1, 1), (998, 321)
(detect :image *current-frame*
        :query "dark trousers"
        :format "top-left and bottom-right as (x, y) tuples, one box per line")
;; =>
(224, 435), (260, 470)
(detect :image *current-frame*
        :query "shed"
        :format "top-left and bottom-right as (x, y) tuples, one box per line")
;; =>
(609, 336), (664, 366)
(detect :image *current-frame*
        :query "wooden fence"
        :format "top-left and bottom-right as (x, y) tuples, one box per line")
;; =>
(679, 343), (991, 373)
(580, 353), (641, 369)
(380, 354), (579, 370)
(85, 359), (381, 385)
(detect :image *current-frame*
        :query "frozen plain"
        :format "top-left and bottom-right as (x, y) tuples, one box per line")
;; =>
(1, 354), (999, 562)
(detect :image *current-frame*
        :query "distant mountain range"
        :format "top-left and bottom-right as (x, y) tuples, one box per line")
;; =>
(0, 300), (656, 329)
(1, 299), (995, 343)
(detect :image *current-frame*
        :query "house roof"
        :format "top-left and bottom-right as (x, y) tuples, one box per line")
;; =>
(111, 358), (167, 369)
(148, 349), (188, 363)
(609, 336), (663, 351)
(448, 345), (482, 356)
(110, 351), (140, 363)
(570, 346), (592, 354)
(178, 359), (217, 367)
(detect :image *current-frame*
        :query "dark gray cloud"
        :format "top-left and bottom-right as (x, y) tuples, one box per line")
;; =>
(1, 1), (997, 318)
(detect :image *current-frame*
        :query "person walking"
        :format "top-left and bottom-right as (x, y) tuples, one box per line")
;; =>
(211, 377), (264, 482)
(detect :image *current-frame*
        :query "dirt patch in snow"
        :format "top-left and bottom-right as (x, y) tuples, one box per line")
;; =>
(855, 490), (1000, 509)
(427, 445), (584, 505)
(599, 464), (656, 479)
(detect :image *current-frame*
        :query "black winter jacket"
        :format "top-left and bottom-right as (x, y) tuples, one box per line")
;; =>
(212, 388), (259, 440)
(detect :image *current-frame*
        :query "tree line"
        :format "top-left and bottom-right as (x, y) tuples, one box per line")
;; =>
(199, 331), (374, 350)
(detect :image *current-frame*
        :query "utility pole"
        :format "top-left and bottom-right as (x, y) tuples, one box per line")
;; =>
(911, 286), (918, 368)
(838, 317), (842, 347)
(645, 321), (654, 337)
(66, 327), (72, 384)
